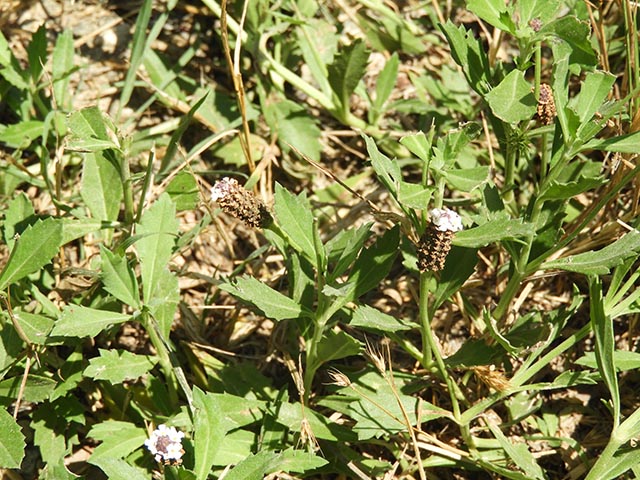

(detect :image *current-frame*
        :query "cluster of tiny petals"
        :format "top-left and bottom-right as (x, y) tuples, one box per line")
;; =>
(144, 424), (185, 464)
(210, 176), (239, 202)
(210, 177), (272, 228)
(429, 208), (463, 232)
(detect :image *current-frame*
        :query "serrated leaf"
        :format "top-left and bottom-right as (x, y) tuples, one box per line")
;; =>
(581, 131), (640, 154)
(100, 245), (141, 308)
(66, 106), (112, 143)
(193, 388), (225, 480)
(350, 305), (413, 332)
(83, 349), (156, 383)
(433, 246), (478, 309)
(371, 53), (399, 120)
(264, 99), (322, 161)
(485, 70), (537, 123)
(326, 223), (372, 281)
(219, 276), (308, 321)
(0, 374), (56, 403)
(571, 71), (616, 126)
(137, 194), (178, 302)
(348, 226), (399, 300)
(13, 311), (53, 345)
(327, 39), (369, 104)
(88, 421), (147, 461)
(0, 408), (25, 468)
(167, 171), (199, 210)
(3, 192), (34, 250)
(445, 166), (490, 192)
(467, 0), (516, 33)
(453, 218), (534, 248)
(543, 231), (640, 275)
(81, 152), (123, 221)
(540, 16), (597, 68)
(273, 184), (320, 266)
(0, 120), (44, 148)
(60, 218), (107, 244)
(90, 458), (148, 480)
(52, 29), (74, 111)
(398, 182), (433, 209)
(0, 217), (63, 291)
(314, 330), (360, 366)
(51, 305), (131, 338)
(147, 268), (179, 338)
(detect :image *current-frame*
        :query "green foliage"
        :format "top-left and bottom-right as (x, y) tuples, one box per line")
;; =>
(1, 1), (639, 479)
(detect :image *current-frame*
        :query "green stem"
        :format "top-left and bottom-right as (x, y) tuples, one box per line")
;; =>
(144, 312), (180, 408)
(419, 273), (433, 367)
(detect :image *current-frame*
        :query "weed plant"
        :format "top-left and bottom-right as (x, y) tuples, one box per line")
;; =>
(1, 0), (640, 479)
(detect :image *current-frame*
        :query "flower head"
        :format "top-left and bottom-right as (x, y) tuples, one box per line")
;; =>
(144, 424), (185, 464)
(210, 177), (272, 228)
(417, 208), (463, 272)
(429, 208), (463, 232)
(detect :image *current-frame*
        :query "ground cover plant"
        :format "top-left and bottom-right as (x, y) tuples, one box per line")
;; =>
(1, 0), (640, 478)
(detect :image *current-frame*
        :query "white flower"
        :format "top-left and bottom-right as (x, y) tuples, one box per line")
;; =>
(429, 208), (463, 232)
(144, 424), (185, 464)
(210, 177), (239, 201)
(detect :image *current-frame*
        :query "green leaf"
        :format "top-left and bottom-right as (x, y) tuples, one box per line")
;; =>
(444, 166), (490, 192)
(219, 276), (308, 321)
(433, 247), (478, 309)
(439, 21), (491, 95)
(0, 217), (63, 291)
(88, 421), (147, 461)
(543, 231), (640, 275)
(90, 458), (149, 480)
(147, 268), (179, 338)
(264, 99), (322, 161)
(100, 245), (141, 308)
(26, 25), (47, 82)
(52, 29), (75, 111)
(485, 70), (537, 123)
(137, 194), (178, 302)
(0, 374), (56, 403)
(345, 371), (448, 440)
(223, 450), (278, 480)
(83, 349), (157, 383)
(0, 120), (44, 148)
(66, 107), (117, 150)
(327, 39), (369, 105)
(350, 305), (413, 333)
(486, 421), (546, 480)
(273, 183), (321, 266)
(51, 305), (131, 338)
(364, 134), (401, 198)
(193, 388), (225, 480)
(576, 351), (640, 372)
(167, 171), (199, 210)
(581, 131), (640, 154)
(467, 0), (516, 33)
(542, 176), (605, 200)
(314, 330), (361, 366)
(348, 225), (400, 300)
(453, 218), (534, 248)
(60, 218), (108, 245)
(571, 71), (616, 126)
(540, 16), (597, 68)
(0, 407), (25, 468)
(397, 182), (433, 209)
(13, 311), (53, 345)
(275, 402), (357, 441)
(326, 223), (372, 281)
(3, 192), (35, 250)
(400, 131), (432, 163)
(81, 151), (123, 222)
(371, 53), (399, 121)
(589, 276), (620, 425)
